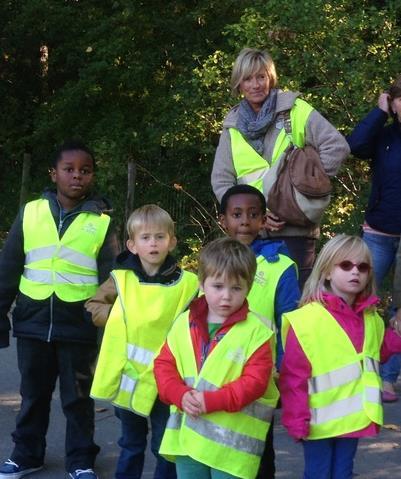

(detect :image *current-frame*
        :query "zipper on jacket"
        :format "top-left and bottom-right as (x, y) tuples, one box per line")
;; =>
(47, 294), (54, 342)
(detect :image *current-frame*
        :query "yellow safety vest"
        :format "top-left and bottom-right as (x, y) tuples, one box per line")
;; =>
(282, 302), (384, 439)
(160, 310), (279, 479)
(19, 199), (110, 302)
(248, 252), (296, 325)
(229, 98), (314, 194)
(90, 268), (198, 416)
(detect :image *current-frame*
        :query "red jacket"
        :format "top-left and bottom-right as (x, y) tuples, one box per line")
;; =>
(154, 295), (273, 413)
(280, 293), (401, 440)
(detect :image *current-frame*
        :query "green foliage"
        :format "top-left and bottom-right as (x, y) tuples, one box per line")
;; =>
(1, 0), (401, 266)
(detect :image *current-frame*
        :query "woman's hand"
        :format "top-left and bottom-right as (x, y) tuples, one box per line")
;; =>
(378, 92), (391, 115)
(265, 211), (286, 232)
(390, 309), (401, 337)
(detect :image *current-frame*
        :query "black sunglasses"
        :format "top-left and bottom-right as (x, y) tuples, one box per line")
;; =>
(336, 260), (371, 274)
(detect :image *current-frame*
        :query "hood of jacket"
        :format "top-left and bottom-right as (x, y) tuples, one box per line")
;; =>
(250, 238), (292, 263)
(113, 250), (181, 284)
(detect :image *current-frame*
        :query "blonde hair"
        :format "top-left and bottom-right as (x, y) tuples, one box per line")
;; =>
(198, 237), (256, 291)
(126, 204), (175, 239)
(231, 48), (277, 96)
(300, 234), (376, 306)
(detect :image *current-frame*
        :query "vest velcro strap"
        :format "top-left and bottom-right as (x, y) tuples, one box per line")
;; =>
(58, 246), (97, 270)
(237, 168), (266, 185)
(166, 412), (183, 430)
(311, 393), (363, 425)
(56, 272), (98, 285)
(365, 357), (380, 375)
(308, 362), (361, 394)
(184, 377), (195, 387)
(197, 378), (217, 391)
(23, 268), (53, 284)
(24, 268), (98, 285)
(196, 378), (273, 422)
(25, 246), (57, 263)
(185, 416), (265, 456)
(366, 386), (381, 404)
(252, 311), (274, 332)
(120, 374), (137, 393)
(127, 343), (154, 365)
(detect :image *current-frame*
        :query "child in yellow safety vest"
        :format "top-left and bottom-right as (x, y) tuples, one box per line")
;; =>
(219, 184), (300, 479)
(154, 237), (279, 479)
(0, 140), (119, 479)
(280, 234), (401, 479)
(86, 205), (198, 479)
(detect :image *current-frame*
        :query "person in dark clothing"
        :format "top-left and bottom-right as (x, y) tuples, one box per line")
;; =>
(347, 75), (401, 402)
(0, 140), (119, 479)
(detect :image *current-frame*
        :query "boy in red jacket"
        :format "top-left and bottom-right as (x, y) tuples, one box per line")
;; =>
(154, 237), (278, 479)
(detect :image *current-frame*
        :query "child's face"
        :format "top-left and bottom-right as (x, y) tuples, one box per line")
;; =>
(127, 225), (177, 276)
(201, 273), (248, 323)
(326, 257), (371, 305)
(219, 194), (266, 245)
(50, 150), (94, 210)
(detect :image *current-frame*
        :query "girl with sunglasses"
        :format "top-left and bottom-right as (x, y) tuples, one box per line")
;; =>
(279, 234), (401, 479)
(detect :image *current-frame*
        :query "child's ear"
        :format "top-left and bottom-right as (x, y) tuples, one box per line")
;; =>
(169, 236), (177, 252)
(50, 168), (56, 183)
(261, 213), (267, 226)
(219, 214), (227, 230)
(126, 239), (137, 254)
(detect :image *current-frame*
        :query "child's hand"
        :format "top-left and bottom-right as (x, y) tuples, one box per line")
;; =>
(181, 390), (202, 418)
(191, 391), (206, 414)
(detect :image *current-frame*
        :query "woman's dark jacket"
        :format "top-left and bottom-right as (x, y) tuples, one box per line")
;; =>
(347, 107), (401, 234)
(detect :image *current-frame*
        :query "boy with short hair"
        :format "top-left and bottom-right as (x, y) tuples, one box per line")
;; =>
(154, 237), (279, 479)
(219, 184), (300, 478)
(86, 204), (198, 479)
(0, 140), (119, 479)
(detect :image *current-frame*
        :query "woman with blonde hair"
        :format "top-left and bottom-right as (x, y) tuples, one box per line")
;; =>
(280, 234), (401, 478)
(211, 48), (350, 288)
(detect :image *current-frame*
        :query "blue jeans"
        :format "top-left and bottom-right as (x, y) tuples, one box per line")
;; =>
(114, 399), (176, 479)
(302, 437), (358, 479)
(362, 231), (401, 384)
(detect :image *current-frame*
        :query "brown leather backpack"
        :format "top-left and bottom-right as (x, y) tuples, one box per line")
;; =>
(267, 112), (332, 227)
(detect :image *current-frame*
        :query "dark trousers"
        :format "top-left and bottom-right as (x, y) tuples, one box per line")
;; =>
(274, 236), (317, 290)
(11, 338), (100, 472)
(256, 417), (275, 479)
(114, 399), (176, 479)
(302, 437), (358, 479)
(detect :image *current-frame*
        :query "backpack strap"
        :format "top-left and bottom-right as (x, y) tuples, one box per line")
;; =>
(283, 110), (293, 144)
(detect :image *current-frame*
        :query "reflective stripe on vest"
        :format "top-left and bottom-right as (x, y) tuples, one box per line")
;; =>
(282, 302), (384, 439)
(311, 388), (381, 426)
(165, 411), (265, 455)
(230, 98), (314, 195)
(159, 310), (279, 479)
(19, 199), (110, 301)
(90, 268), (199, 416)
(127, 343), (154, 365)
(196, 378), (275, 423)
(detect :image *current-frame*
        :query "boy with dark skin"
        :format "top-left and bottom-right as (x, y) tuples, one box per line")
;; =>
(0, 140), (119, 479)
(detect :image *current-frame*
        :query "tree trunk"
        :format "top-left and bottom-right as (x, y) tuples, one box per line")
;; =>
(19, 152), (31, 206)
(125, 158), (136, 242)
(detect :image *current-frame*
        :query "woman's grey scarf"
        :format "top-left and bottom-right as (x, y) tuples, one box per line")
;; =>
(236, 88), (278, 155)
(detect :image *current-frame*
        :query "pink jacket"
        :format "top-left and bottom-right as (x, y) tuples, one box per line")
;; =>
(280, 293), (401, 440)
